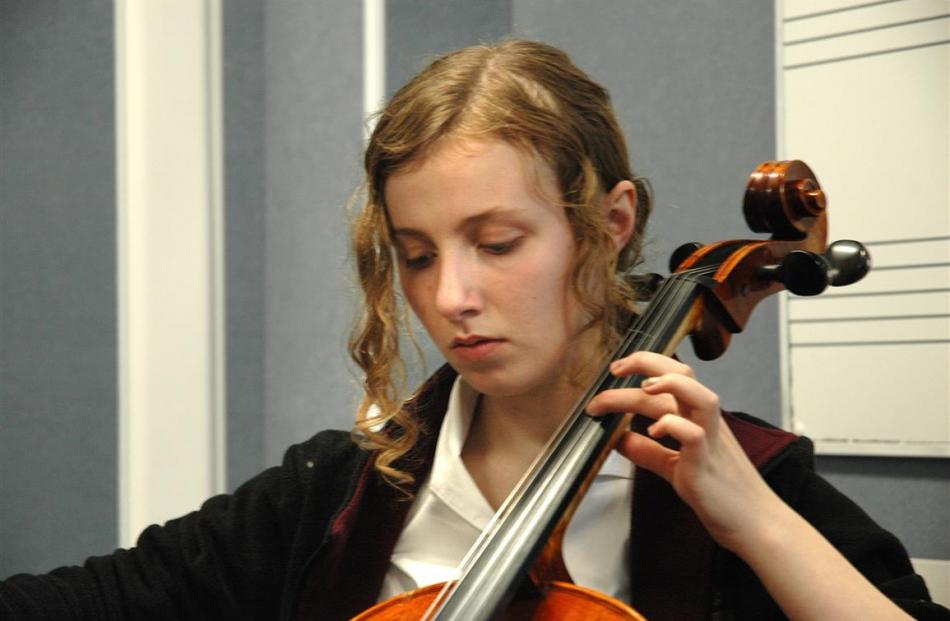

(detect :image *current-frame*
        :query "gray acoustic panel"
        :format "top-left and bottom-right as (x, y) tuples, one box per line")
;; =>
(262, 1), (366, 464)
(386, 0), (512, 100)
(223, 0), (267, 491)
(817, 456), (950, 560)
(0, 1), (117, 575)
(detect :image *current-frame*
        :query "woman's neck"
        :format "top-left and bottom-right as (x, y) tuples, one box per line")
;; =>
(460, 358), (600, 509)
(475, 379), (584, 454)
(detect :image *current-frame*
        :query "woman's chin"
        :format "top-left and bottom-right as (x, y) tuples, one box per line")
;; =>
(455, 366), (554, 401)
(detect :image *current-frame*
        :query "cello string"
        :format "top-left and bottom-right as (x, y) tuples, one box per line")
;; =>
(608, 263), (718, 388)
(476, 267), (721, 580)
(436, 266), (716, 597)
(522, 264), (722, 531)
(426, 263), (722, 617)
(423, 276), (688, 612)
(523, 266), (722, 531)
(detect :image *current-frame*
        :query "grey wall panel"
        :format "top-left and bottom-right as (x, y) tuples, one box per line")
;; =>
(262, 1), (365, 464)
(512, 0), (780, 424)
(0, 0), (116, 575)
(386, 0), (512, 100)
(817, 456), (950, 560)
(224, 0), (267, 490)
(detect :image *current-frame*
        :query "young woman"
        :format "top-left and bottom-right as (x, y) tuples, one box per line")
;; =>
(348, 40), (938, 620)
(1, 40), (944, 621)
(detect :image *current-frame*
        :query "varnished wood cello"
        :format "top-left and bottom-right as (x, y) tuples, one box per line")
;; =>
(354, 160), (870, 620)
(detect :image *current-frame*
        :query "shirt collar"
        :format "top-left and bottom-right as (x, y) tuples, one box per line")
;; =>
(428, 377), (496, 530)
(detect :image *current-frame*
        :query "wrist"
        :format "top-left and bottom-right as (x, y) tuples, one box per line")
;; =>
(717, 492), (799, 560)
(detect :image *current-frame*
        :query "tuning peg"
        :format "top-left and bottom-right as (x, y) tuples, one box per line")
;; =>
(761, 250), (831, 296)
(760, 240), (872, 296)
(669, 242), (703, 273)
(825, 239), (871, 286)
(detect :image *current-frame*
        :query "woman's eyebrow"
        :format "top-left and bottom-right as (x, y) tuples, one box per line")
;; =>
(390, 206), (531, 242)
(457, 206), (528, 231)
(393, 206), (528, 236)
(390, 228), (429, 241)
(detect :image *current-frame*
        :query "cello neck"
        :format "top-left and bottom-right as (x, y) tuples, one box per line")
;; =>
(426, 268), (717, 621)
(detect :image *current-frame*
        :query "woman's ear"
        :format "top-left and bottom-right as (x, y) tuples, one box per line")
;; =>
(603, 180), (637, 254)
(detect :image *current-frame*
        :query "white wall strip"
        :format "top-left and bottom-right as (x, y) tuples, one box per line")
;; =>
(206, 0), (227, 505)
(116, 0), (225, 547)
(363, 0), (386, 140)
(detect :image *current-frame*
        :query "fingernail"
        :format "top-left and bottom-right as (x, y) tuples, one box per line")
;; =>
(641, 376), (659, 388)
(647, 422), (658, 436)
(609, 360), (623, 373)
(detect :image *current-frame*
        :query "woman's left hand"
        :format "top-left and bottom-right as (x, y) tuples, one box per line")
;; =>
(585, 351), (784, 555)
(587, 351), (916, 620)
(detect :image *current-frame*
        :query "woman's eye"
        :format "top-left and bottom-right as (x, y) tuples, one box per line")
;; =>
(481, 238), (521, 255)
(404, 254), (434, 270)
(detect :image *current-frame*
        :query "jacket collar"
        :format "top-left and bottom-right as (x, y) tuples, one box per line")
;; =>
(296, 365), (458, 620)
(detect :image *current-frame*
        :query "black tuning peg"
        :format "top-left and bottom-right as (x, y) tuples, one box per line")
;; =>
(669, 242), (703, 273)
(760, 240), (871, 296)
(825, 239), (871, 286)
(764, 250), (831, 296)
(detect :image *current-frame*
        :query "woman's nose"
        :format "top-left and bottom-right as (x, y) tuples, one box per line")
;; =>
(434, 254), (481, 321)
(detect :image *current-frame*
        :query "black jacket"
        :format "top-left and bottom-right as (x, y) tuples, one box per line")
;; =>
(2, 366), (946, 620)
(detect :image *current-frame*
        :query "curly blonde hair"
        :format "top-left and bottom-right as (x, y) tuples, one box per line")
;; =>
(349, 40), (653, 489)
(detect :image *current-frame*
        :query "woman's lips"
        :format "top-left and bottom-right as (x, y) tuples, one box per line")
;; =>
(450, 337), (506, 362)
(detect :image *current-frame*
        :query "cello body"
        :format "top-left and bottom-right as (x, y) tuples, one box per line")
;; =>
(354, 582), (647, 621)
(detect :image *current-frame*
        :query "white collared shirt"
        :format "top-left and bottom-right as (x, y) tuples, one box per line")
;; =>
(378, 377), (635, 602)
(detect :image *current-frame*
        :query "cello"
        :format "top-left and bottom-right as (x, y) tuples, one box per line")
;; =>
(354, 160), (870, 620)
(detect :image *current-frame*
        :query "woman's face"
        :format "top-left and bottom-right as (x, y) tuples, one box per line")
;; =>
(385, 138), (598, 400)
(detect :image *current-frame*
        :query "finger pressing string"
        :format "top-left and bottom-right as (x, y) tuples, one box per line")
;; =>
(610, 351), (695, 378)
(585, 387), (678, 419)
(639, 373), (720, 416)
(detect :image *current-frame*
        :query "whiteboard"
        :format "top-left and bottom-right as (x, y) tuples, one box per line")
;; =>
(780, 0), (950, 457)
